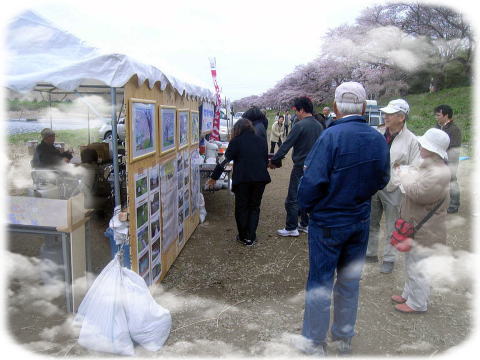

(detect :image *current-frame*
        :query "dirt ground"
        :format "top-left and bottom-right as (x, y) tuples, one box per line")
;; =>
(6, 153), (474, 357)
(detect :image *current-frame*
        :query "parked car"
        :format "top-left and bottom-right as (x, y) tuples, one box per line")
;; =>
(99, 117), (126, 141)
(219, 118), (230, 141)
(364, 100), (384, 128)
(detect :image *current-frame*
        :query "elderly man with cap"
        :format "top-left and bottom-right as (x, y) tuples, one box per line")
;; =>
(297, 82), (390, 355)
(366, 99), (420, 274)
(32, 128), (70, 169)
(392, 128), (450, 313)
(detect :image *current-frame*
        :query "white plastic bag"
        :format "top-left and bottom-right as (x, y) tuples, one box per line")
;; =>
(74, 255), (134, 356)
(198, 193), (207, 223)
(122, 268), (172, 351)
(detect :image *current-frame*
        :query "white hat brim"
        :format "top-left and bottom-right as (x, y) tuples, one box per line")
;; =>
(379, 105), (400, 114)
(418, 137), (448, 160)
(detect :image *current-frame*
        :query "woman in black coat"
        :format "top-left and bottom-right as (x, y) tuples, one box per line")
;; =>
(207, 118), (271, 246)
(242, 106), (268, 146)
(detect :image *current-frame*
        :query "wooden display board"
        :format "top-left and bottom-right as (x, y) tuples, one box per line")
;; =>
(124, 76), (208, 284)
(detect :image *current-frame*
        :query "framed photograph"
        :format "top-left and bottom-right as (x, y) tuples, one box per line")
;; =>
(160, 106), (177, 155)
(201, 102), (214, 135)
(177, 109), (190, 150)
(129, 99), (157, 162)
(190, 110), (200, 145)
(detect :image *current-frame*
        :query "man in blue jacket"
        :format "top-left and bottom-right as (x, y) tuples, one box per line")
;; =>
(298, 82), (390, 355)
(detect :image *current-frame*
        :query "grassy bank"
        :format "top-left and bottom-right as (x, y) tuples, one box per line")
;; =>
(265, 86), (471, 144)
(8, 128), (101, 153)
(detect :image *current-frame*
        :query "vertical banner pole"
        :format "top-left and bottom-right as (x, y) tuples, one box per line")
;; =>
(209, 57), (221, 141)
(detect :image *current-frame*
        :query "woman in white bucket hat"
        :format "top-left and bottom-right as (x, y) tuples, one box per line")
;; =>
(391, 128), (451, 313)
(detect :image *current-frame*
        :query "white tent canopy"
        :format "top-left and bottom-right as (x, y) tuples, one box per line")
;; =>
(5, 10), (213, 100)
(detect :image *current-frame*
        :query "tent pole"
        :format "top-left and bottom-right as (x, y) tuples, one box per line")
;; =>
(111, 87), (121, 208)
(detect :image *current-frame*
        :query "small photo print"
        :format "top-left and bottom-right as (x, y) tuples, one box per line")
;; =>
(178, 208), (184, 225)
(135, 172), (148, 203)
(150, 215), (160, 240)
(150, 192), (160, 216)
(152, 262), (161, 281)
(137, 225), (149, 254)
(152, 238), (161, 262)
(178, 192), (184, 209)
(177, 172), (183, 190)
(136, 201), (149, 229)
(149, 165), (159, 192)
(139, 248), (150, 276)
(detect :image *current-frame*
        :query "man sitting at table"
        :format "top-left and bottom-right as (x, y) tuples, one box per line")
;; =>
(32, 128), (71, 169)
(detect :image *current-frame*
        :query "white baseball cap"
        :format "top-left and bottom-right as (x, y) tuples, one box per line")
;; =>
(334, 82), (366, 104)
(380, 99), (410, 114)
(418, 128), (450, 160)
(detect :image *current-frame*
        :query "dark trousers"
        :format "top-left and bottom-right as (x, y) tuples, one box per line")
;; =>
(284, 124), (289, 137)
(285, 165), (309, 230)
(270, 139), (282, 154)
(234, 182), (266, 241)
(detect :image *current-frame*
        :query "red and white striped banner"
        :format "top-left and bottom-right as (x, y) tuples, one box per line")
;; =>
(209, 57), (221, 141)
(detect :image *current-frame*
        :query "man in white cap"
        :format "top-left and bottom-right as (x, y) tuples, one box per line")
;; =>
(366, 99), (420, 274)
(297, 82), (390, 355)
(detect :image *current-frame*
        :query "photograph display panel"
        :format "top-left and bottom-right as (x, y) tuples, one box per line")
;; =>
(190, 110), (200, 145)
(160, 106), (177, 154)
(129, 99), (157, 162)
(177, 109), (189, 149)
(160, 158), (178, 251)
(201, 102), (214, 134)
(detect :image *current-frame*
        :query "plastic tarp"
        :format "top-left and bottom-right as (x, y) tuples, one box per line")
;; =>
(6, 10), (213, 100)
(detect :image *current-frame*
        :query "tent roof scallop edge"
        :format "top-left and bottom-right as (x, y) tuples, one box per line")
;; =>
(6, 10), (214, 101)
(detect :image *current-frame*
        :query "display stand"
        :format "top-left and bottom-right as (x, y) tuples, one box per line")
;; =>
(8, 193), (92, 312)
(124, 77), (210, 284)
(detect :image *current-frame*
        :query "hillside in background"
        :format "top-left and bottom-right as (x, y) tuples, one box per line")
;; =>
(266, 86), (471, 147)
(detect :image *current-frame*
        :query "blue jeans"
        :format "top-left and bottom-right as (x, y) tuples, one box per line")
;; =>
(302, 218), (369, 345)
(285, 165), (309, 230)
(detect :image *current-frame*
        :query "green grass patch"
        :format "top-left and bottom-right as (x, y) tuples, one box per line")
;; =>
(264, 86), (471, 145)
(8, 128), (101, 152)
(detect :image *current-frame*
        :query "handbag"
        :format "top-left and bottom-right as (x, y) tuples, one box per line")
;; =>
(390, 198), (445, 252)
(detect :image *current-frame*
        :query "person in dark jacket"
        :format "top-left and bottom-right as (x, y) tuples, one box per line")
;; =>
(207, 118), (271, 246)
(269, 96), (323, 237)
(242, 106), (268, 146)
(434, 104), (462, 213)
(298, 82), (390, 355)
(32, 128), (70, 168)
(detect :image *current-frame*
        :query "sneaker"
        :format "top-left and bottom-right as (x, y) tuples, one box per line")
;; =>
(447, 206), (458, 214)
(336, 338), (352, 355)
(380, 261), (394, 274)
(297, 224), (308, 233)
(302, 342), (327, 356)
(276, 228), (300, 237)
(365, 255), (379, 263)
